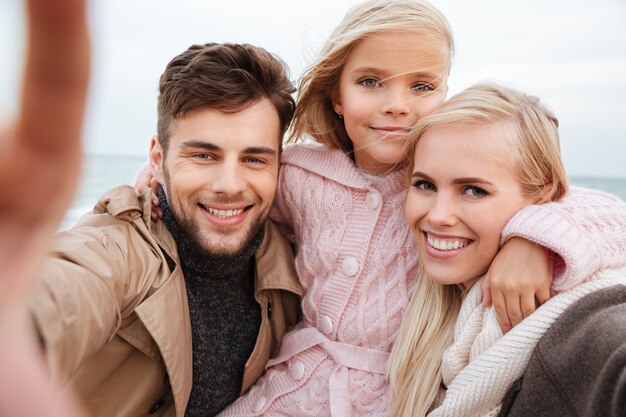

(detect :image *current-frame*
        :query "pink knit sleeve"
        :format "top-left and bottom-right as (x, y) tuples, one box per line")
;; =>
(500, 186), (626, 291)
(269, 164), (296, 243)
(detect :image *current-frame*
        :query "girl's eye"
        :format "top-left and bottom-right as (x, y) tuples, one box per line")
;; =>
(359, 78), (380, 88)
(412, 180), (436, 192)
(463, 186), (488, 197)
(412, 82), (434, 92)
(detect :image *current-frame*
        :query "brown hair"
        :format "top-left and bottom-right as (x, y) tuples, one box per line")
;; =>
(289, 0), (454, 153)
(157, 43), (295, 153)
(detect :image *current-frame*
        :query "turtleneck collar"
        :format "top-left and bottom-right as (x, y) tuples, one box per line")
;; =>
(157, 185), (264, 281)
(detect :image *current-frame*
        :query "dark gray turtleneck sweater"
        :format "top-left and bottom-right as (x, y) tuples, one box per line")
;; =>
(158, 187), (262, 417)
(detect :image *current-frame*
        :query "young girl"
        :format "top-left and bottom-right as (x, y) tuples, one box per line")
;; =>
(389, 83), (626, 417)
(214, 1), (626, 416)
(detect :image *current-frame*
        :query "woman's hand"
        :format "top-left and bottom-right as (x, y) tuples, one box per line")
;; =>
(482, 237), (553, 333)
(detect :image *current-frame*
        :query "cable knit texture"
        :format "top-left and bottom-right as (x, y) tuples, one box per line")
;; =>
(219, 143), (626, 417)
(430, 269), (626, 417)
(501, 186), (626, 291)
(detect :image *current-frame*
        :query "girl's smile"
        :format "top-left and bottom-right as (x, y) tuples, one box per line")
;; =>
(332, 31), (448, 175)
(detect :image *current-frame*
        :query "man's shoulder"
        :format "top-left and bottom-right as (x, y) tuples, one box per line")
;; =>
(58, 185), (173, 255)
(92, 185), (149, 218)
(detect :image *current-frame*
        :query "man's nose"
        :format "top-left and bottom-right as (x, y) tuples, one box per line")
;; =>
(211, 160), (247, 196)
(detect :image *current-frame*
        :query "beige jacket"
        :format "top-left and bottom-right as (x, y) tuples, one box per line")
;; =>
(29, 185), (302, 417)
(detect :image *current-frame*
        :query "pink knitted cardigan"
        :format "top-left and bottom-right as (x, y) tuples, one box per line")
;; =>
(218, 144), (626, 417)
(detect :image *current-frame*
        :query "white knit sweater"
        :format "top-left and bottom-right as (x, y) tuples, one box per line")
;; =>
(429, 269), (626, 417)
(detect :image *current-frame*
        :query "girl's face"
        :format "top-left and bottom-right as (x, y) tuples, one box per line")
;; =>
(333, 31), (448, 175)
(405, 122), (536, 286)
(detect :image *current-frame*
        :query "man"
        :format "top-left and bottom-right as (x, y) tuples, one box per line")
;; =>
(29, 43), (302, 417)
(0, 0), (89, 416)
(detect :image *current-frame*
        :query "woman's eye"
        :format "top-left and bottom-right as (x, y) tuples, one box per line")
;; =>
(359, 78), (380, 88)
(412, 180), (436, 191)
(412, 82), (434, 92)
(463, 186), (488, 197)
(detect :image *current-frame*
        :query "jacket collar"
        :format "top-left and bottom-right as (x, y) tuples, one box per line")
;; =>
(255, 220), (303, 297)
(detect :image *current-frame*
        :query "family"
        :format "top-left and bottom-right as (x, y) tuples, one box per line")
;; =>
(3, 0), (626, 417)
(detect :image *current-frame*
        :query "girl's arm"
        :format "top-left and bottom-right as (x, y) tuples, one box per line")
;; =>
(489, 186), (626, 331)
(502, 186), (626, 290)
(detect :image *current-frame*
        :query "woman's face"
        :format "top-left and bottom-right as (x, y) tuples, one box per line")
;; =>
(405, 122), (536, 286)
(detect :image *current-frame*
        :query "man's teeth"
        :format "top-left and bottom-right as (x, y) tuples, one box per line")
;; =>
(427, 235), (469, 251)
(206, 207), (244, 218)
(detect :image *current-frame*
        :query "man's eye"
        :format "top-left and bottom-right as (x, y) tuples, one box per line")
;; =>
(194, 153), (211, 160)
(359, 78), (380, 88)
(412, 180), (436, 191)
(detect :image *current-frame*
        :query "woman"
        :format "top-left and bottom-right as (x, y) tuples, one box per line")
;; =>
(388, 83), (626, 416)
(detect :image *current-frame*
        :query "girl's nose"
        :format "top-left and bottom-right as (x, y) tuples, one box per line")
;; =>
(382, 88), (411, 116)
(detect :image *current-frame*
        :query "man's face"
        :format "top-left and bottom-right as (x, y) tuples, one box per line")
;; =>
(150, 98), (281, 257)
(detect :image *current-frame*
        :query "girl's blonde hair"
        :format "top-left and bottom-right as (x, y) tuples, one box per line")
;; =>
(289, 0), (454, 153)
(388, 83), (569, 417)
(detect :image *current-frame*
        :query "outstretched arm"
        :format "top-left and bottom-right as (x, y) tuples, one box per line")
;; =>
(0, 0), (90, 416)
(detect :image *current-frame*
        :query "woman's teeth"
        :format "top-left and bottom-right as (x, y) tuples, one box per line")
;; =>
(427, 235), (469, 251)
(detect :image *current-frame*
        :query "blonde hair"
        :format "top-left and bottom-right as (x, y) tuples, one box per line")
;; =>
(388, 83), (569, 417)
(289, 0), (454, 153)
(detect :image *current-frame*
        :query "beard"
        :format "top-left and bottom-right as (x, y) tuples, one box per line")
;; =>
(175, 205), (265, 259)
(161, 170), (268, 259)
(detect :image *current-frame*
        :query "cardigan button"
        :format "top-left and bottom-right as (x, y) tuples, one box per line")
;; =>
(291, 361), (305, 380)
(365, 191), (380, 210)
(342, 257), (359, 277)
(320, 315), (334, 334)
(253, 396), (267, 413)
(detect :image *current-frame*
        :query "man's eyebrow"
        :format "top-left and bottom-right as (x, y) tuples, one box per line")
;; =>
(243, 146), (277, 156)
(180, 140), (221, 151)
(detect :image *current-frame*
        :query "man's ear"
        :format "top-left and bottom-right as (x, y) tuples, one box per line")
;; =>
(535, 182), (557, 204)
(149, 136), (165, 184)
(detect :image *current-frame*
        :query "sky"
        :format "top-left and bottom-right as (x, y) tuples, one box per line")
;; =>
(1, 0), (625, 178)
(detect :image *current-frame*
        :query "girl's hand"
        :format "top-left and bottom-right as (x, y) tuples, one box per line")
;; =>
(134, 162), (162, 221)
(481, 237), (552, 333)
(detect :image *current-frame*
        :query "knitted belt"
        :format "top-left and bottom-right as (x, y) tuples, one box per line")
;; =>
(266, 326), (389, 417)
